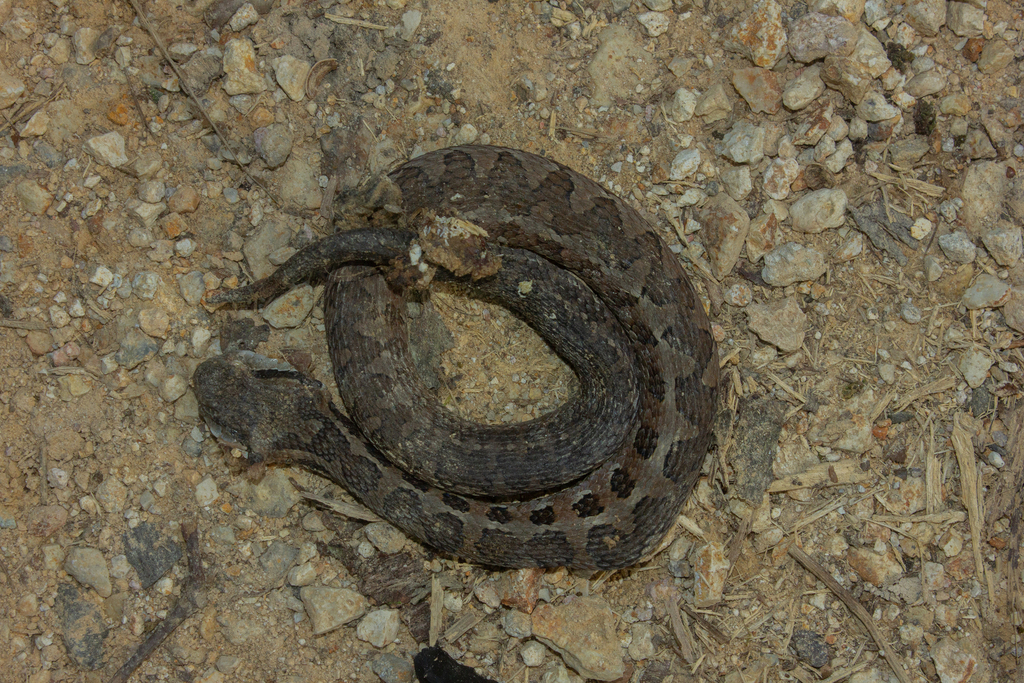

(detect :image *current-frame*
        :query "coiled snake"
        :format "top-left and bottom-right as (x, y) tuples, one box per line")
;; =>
(194, 146), (718, 570)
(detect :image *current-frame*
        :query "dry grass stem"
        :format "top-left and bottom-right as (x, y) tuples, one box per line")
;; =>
(664, 596), (695, 664)
(429, 575), (443, 646)
(769, 460), (872, 493)
(951, 413), (988, 599)
(788, 546), (911, 683)
(323, 14), (389, 29)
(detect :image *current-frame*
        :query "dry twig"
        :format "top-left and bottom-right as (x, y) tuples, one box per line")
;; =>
(768, 460), (872, 493)
(0, 82), (67, 136)
(788, 546), (911, 683)
(895, 377), (955, 411)
(986, 405), (1024, 613)
(679, 603), (729, 645)
(429, 575), (443, 647)
(952, 413), (990, 602)
(108, 523), (207, 683)
(323, 13), (388, 29)
(663, 596), (695, 664)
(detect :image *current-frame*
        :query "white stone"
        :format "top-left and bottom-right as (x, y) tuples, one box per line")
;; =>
(669, 148), (701, 180)
(958, 348), (992, 388)
(0, 69), (26, 108)
(300, 587), (367, 635)
(783, 65), (825, 110)
(521, 640), (548, 667)
(228, 2), (260, 32)
(855, 90), (899, 121)
(400, 10), (421, 41)
(790, 189), (848, 233)
(49, 305), (70, 328)
(721, 121), (765, 164)
(355, 609), (400, 648)
(195, 476), (219, 506)
(637, 11), (670, 37)
(18, 110), (48, 136)
(272, 55), (310, 102)
(223, 39), (266, 95)
(825, 139), (854, 172)
(947, 2), (984, 36)
(64, 547), (112, 597)
(89, 265), (114, 288)
(910, 217), (933, 240)
(666, 87), (697, 122)
(128, 199), (167, 228)
(84, 132), (129, 167)
(288, 562), (317, 587)
(453, 123), (479, 145)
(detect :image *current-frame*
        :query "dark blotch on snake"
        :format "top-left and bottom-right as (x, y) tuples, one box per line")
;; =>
(658, 325), (687, 351)
(663, 439), (699, 484)
(572, 493), (604, 518)
(610, 467), (636, 498)
(530, 506), (556, 526)
(338, 450), (384, 494)
(487, 506), (513, 524)
(633, 424), (657, 460)
(631, 495), (663, 526)
(382, 487), (424, 521)
(421, 512), (464, 555)
(524, 530), (574, 566)
(441, 149), (477, 183)
(476, 528), (519, 565)
(544, 169), (576, 206)
(401, 470), (431, 493)
(442, 492), (471, 513)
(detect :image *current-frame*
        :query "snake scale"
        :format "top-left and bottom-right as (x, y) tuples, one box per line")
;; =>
(194, 145), (719, 570)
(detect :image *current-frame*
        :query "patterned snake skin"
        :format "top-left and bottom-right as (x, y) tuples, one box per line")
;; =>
(193, 146), (718, 570)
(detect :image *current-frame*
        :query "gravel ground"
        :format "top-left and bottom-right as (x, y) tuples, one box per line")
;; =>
(1, 0), (1023, 682)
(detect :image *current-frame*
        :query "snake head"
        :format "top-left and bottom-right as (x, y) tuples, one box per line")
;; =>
(192, 351), (327, 462)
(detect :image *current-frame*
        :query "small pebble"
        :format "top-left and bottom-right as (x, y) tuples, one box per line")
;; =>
(724, 282), (753, 307)
(195, 476), (219, 506)
(64, 547), (112, 597)
(938, 231), (976, 264)
(962, 274), (1011, 310)
(356, 609), (401, 648)
(900, 302), (922, 324)
(520, 640), (547, 667)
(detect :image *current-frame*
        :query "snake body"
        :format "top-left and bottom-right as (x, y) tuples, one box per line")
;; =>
(194, 146), (718, 570)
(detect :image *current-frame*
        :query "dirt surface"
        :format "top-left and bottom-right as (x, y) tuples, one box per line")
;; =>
(1, 0), (1024, 682)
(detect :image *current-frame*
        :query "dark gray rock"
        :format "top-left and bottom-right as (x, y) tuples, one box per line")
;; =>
(181, 434), (203, 458)
(260, 541), (299, 579)
(33, 141), (64, 168)
(55, 583), (109, 670)
(968, 385), (993, 418)
(791, 629), (830, 668)
(732, 397), (785, 502)
(123, 522), (182, 589)
(254, 123), (293, 169)
(0, 164), (30, 189)
(374, 652), (416, 683)
(114, 329), (160, 370)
